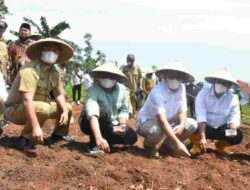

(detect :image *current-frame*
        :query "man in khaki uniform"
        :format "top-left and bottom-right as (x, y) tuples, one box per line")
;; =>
(121, 54), (142, 116)
(4, 38), (74, 149)
(0, 20), (9, 83)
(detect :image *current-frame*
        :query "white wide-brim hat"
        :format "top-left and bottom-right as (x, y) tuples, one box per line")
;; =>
(205, 68), (239, 88)
(26, 38), (74, 63)
(155, 60), (194, 83)
(90, 61), (127, 83)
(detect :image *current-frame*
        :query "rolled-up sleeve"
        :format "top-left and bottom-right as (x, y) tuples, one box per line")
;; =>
(118, 87), (129, 120)
(19, 69), (38, 94)
(85, 87), (100, 120)
(195, 90), (207, 123)
(227, 95), (240, 127)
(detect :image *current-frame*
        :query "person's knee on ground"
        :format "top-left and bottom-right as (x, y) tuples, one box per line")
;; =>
(137, 123), (164, 148)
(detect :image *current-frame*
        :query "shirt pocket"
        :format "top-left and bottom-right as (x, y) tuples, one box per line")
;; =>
(37, 79), (48, 93)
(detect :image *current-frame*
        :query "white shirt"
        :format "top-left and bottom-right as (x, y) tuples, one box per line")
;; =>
(0, 72), (8, 101)
(71, 70), (84, 86)
(83, 73), (92, 90)
(137, 81), (187, 128)
(195, 86), (240, 128)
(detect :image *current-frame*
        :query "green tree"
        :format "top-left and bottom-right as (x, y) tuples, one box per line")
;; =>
(82, 33), (106, 72)
(152, 65), (158, 72)
(0, 0), (9, 19)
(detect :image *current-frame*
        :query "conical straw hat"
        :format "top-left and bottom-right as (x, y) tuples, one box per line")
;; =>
(205, 68), (239, 88)
(90, 61), (127, 83)
(26, 38), (73, 63)
(155, 60), (194, 83)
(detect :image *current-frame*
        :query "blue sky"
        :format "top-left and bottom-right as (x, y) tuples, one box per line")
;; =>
(4, 0), (250, 82)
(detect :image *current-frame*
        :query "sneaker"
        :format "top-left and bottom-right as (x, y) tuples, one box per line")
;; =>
(77, 100), (80, 105)
(51, 134), (74, 142)
(215, 141), (233, 155)
(144, 146), (161, 159)
(0, 120), (10, 135)
(0, 119), (10, 129)
(71, 101), (76, 106)
(190, 144), (202, 155)
(88, 146), (104, 155)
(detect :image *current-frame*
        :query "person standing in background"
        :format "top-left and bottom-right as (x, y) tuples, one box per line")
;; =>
(71, 64), (84, 105)
(142, 68), (155, 99)
(83, 71), (92, 91)
(121, 54), (142, 117)
(8, 23), (33, 86)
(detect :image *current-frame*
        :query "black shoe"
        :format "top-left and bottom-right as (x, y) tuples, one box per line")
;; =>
(51, 134), (74, 142)
(16, 136), (34, 150)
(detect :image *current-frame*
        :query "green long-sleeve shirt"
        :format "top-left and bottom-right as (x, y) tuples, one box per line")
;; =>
(85, 82), (129, 121)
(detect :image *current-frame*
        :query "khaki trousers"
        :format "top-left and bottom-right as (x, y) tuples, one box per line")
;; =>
(137, 118), (197, 148)
(4, 101), (72, 140)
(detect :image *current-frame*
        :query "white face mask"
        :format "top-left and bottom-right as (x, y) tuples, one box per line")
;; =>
(166, 79), (181, 90)
(41, 51), (59, 64)
(214, 83), (228, 94)
(99, 78), (116, 89)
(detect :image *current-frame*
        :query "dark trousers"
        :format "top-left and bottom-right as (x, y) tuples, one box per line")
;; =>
(72, 84), (81, 102)
(205, 124), (243, 145)
(79, 109), (137, 148)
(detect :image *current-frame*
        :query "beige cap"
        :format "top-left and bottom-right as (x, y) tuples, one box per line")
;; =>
(155, 60), (194, 83)
(28, 33), (43, 41)
(26, 38), (73, 63)
(90, 61), (127, 82)
(205, 68), (239, 88)
(146, 68), (154, 75)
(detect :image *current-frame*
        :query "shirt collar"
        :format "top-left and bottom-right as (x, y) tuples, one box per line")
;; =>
(38, 60), (54, 72)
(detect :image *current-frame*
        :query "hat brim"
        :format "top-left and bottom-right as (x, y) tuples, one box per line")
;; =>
(205, 77), (239, 88)
(29, 34), (43, 41)
(26, 38), (73, 63)
(156, 69), (194, 83)
(90, 71), (127, 83)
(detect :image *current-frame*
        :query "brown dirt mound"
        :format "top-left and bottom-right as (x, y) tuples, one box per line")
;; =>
(0, 105), (249, 190)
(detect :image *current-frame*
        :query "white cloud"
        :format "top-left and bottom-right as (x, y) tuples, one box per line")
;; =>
(3, 0), (250, 81)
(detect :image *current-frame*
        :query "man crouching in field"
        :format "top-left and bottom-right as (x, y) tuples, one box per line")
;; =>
(190, 68), (243, 155)
(136, 61), (197, 158)
(4, 38), (74, 150)
(79, 61), (137, 154)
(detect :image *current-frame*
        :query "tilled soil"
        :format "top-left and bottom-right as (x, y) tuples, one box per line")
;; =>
(0, 105), (249, 190)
